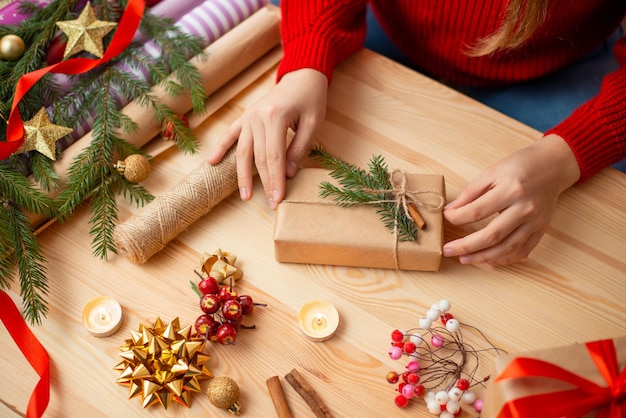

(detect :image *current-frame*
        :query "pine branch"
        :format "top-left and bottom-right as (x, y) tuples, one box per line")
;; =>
(309, 147), (418, 241)
(0, 165), (57, 217)
(88, 174), (119, 259)
(28, 152), (60, 192)
(0, 229), (15, 291)
(0, 201), (49, 325)
(113, 174), (154, 206)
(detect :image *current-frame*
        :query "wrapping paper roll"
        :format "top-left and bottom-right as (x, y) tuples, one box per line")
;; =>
(113, 151), (238, 263)
(54, 0), (269, 148)
(28, 5), (281, 229)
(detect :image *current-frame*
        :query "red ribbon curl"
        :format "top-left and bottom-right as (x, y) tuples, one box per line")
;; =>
(1, 0), (145, 160)
(0, 291), (50, 418)
(496, 339), (626, 418)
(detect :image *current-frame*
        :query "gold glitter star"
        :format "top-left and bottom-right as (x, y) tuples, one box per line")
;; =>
(56, 3), (117, 58)
(16, 108), (73, 160)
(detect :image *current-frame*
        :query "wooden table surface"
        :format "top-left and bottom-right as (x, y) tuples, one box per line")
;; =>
(2, 46), (625, 417)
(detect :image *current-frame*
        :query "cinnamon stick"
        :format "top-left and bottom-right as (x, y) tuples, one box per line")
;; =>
(407, 203), (427, 230)
(266, 376), (293, 418)
(284, 369), (333, 418)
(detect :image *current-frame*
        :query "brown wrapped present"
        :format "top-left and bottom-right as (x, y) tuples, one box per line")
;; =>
(273, 168), (445, 271)
(483, 336), (626, 417)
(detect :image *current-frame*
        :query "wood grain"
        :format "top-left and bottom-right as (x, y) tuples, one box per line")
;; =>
(2, 48), (625, 418)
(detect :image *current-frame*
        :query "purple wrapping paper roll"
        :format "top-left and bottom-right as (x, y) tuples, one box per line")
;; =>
(0, 0), (53, 25)
(52, 0), (268, 150)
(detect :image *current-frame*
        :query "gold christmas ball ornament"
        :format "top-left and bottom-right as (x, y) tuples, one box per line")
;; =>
(207, 376), (241, 415)
(0, 34), (26, 61)
(114, 154), (151, 183)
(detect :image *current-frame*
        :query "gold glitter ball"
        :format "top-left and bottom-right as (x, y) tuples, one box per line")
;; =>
(207, 376), (241, 414)
(115, 154), (151, 183)
(0, 34), (26, 61)
(56, 2), (117, 58)
(16, 108), (73, 160)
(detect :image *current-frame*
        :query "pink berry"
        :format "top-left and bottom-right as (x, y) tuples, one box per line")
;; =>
(431, 334), (445, 348)
(389, 346), (403, 360)
(401, 384), (415, 399)
(474, 399), (484, 412)
(406, 360), (420, 372)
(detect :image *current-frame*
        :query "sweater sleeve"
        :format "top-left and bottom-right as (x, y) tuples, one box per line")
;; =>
(545, 36), (626, 182)
(276, 0), (369, 83)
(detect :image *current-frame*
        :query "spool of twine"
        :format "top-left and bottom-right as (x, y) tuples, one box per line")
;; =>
(113, 148), (238, 263)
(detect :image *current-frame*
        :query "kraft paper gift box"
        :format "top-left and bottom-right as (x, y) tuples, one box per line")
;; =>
(483, 336), (626, 417)
(273, 168), (446, 271)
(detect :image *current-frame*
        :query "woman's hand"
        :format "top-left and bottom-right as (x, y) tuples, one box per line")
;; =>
(442, 134), (581, 265)
(207, 69), (328, 209)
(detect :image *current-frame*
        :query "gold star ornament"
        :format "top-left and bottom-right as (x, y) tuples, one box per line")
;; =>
(56, 2), (117, 58)
(16, 108), (73, 160)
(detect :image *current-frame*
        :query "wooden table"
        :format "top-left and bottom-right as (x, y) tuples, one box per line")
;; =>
(3, 46), (625, 417)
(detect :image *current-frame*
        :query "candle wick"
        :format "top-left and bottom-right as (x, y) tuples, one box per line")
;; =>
(97, 307), (111, 325)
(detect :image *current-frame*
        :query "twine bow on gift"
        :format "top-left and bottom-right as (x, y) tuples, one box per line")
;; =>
(364, 170), (445, 231)
(495, 339), (626, 418)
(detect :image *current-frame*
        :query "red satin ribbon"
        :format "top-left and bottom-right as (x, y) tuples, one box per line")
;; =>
(0, 291), (50, 418)
(1, 0), (145, 160)
(496, 339), (626, 418)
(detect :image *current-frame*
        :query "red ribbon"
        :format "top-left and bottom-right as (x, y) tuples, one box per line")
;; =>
(1, 0), (145, 160)
(0, 291), (50, 418)
(496, 339), (626, 418)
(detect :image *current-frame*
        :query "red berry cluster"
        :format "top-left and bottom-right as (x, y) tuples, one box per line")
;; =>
(192, 275), (265, 345)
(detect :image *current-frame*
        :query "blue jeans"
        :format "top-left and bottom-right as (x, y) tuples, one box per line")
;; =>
(364, 7), (626, 173)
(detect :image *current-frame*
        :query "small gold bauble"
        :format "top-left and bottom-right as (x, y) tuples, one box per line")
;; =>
(207, 376), (241, 414)
(0, 34), (26, 61)
(114, 154), (151, 183)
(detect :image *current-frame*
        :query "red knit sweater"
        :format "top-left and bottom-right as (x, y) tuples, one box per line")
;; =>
(277, 0), (626, 182)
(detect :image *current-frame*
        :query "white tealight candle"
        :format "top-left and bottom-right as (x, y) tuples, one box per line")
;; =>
(82, 296), (123, 337)
(298, 300), (339, 342)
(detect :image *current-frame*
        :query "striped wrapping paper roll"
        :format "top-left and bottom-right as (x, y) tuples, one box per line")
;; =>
(54, 0), (268, 149)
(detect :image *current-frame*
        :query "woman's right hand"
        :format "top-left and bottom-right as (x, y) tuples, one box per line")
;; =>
(207, 68), (329, 209)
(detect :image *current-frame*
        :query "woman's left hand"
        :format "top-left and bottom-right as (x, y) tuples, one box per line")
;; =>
(442, 134), (581, 265)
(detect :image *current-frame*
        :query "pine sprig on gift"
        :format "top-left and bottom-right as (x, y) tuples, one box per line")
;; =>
(308, 147), (418, 241)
